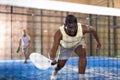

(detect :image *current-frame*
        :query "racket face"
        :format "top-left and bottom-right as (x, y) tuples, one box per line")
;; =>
(30, 52), (51, 70)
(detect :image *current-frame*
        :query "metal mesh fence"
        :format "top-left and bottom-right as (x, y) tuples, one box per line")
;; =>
(0, 2), (120, 79)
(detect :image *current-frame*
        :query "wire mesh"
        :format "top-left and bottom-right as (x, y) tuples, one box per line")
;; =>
(0, 2), (120, 80)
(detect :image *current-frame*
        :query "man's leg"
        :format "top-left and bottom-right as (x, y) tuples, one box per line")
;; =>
(51, 60), (67, 80)
(51, 46), (72, 80)
(23, 48), (28, 63)
(75, 45), (87, 80)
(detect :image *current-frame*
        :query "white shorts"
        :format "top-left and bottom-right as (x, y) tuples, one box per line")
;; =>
(58, 38), (86, 60)
(22, 47), (29, 53)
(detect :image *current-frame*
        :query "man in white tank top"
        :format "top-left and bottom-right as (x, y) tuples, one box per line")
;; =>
(49, 15), (101, 80)
(18, 29), (30, 63)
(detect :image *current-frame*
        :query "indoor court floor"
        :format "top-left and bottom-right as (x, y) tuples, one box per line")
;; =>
(0, 57), (120, 80)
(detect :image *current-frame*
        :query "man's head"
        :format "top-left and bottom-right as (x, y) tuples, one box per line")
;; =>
(65, 15), (77, 26)
(64, 15), (78, 36)
(22, 29), (27, 36)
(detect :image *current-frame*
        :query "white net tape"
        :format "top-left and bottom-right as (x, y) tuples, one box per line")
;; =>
(0, 0), (120, 16)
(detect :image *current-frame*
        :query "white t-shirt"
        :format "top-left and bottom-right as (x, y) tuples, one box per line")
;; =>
(20, 35), (30, 48)
(60, 23), (83, 48)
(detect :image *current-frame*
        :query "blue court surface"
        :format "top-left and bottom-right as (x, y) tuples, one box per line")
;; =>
(0, 57), (120, 80)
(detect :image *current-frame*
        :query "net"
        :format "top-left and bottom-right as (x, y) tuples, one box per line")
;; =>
(0, 0), (120, 16)
(0, 1), (120, 80)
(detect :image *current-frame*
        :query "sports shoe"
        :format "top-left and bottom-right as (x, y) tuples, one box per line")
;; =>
(50, 70), (58, 80)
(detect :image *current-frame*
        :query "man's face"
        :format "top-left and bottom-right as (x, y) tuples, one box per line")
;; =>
(23, 30), (27, 36)
(65, 23), (77, 36)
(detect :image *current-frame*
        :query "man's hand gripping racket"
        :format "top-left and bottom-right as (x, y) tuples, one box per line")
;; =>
(29, 52), (58, 70)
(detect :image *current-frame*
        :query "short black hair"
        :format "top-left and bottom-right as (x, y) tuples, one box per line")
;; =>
(65, 15), (77, 26)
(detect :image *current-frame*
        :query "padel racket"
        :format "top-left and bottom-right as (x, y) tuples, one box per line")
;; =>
(29, 52), (51, 70)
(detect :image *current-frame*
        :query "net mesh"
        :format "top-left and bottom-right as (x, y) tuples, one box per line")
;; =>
(0, 1), (120, 79)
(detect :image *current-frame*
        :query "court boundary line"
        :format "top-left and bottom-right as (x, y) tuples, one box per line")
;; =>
(64, 65), (120, 79)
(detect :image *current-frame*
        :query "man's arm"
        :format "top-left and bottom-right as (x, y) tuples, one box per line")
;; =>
(27, 36), (30, 48)
(82, 24), (101, 49)
(18, 39), (21, 48)
(49, 29), (62, 60)
(27, 40), (30, 48)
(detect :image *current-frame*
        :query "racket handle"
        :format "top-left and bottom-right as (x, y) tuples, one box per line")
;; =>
(51, 60), (57, 65)
(48, 59), (52, 63)
(47, 53), (58, 65)
(16, 47), (20, 53)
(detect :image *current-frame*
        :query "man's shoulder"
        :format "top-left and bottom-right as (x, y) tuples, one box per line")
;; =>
(56, 29), (61, 35)
(27, 35), (30, 38)
(77, 23), (81, 25)
(80, 24), (88, 28)
(77, 23), (86, 26)
(54, 29), (62, 38)
(27, 34), (30, 37)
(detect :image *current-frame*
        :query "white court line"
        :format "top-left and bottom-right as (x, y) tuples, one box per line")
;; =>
(64, 65), (120, 79)
(89, 56), (120, 60)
